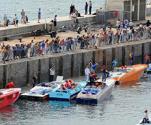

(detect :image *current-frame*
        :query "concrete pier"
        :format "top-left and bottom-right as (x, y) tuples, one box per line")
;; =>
(0, 15), (96, 41)
(0, 39), (151, 88)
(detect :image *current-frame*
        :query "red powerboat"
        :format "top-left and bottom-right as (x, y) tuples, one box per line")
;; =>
(0, 88), (21, 109)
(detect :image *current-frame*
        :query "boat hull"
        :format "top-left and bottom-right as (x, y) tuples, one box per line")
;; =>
(0, 88), (21, 109)
(113, 64), (147, 85)
(49, 91), (80, 101)
(20, 93), (49, 101)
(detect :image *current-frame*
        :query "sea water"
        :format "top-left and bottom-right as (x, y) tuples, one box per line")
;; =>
(0, 0), (104, 21)
(0, 77), (151, 125)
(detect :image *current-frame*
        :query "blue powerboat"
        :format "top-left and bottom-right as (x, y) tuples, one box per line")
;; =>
(48, 80), (87, 101)
(76, 78), (115, 104)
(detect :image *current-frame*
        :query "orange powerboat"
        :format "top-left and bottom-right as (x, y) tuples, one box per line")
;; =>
(110, 64), (147, 85)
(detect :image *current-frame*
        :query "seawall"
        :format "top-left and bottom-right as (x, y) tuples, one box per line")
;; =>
(0, 39), (151, 88)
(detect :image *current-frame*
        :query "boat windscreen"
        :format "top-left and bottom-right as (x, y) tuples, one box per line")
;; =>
(56, 90), (68, 93)
(114, 68), (131, 73)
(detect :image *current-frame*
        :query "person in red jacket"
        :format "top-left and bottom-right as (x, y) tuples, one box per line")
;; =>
(5, 82), (15, 89)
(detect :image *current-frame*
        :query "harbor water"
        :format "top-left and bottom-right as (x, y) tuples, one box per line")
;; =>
(0, 0), (104, 20)
(0, 78), (151, 125)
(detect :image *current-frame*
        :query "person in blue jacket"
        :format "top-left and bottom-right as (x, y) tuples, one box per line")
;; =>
(112, 59), (118, 70)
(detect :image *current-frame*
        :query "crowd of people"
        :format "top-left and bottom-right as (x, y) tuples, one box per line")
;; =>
(1, 19), (151, 63)
(2, 9), (29, 27)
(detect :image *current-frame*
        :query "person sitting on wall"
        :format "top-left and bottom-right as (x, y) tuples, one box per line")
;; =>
(5, 82), (15, 89)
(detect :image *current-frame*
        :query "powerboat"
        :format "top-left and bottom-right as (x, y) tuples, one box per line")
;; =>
(21, 76), (64, 100)
(76, 78), (115, 104)
(48, 80), (87, 101)
(0, 88), (21, 109)
(110, 64), (147, 85)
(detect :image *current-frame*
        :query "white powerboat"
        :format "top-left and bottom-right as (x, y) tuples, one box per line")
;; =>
(20, 76), (63, 100)
(76, 78), (115, 104)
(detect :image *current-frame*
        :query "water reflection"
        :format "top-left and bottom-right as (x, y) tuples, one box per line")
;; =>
(49, 101), (74, 110)
(0, 105), (17, 120)
(0, 105), (16, 113)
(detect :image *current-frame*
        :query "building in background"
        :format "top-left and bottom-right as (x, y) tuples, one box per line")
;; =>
(106, 0), (146, 21)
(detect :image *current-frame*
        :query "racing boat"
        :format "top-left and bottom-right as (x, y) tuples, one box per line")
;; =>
(0, 88), (21, 109)
(48, 80), (87, 101)
(76, 78), (115, 104)
(21, 76), (63, 100)
(110, 64), (147, 85)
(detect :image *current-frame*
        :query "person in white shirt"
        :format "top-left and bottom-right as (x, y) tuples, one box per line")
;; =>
(129, 20), (134, 29)
(85, 64), (90, 82)
(116, 19), (120, 28)
(49, 65), (55, 82)
(141, 110), (150, 123)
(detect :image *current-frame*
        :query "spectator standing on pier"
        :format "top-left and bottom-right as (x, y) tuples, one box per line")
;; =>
(89, 1), (92, 15)
(38, 8), (41, 23)
(70, 4), (75, 15)
(25, 15), (29, 23)
(2, 46), (8, 64)
(85, 2), (88, 15)
(21, 9), (26, 24)
(14, 14), (18, 26)
(146, 20), (151, 27)
(3, 14), (8, 27)
(54, 15), (57, 27)
(116, 19), (120, 28)
(129, 20), (134, 29)
(49, 65), (55, 82)
(108, 27), (113, 44)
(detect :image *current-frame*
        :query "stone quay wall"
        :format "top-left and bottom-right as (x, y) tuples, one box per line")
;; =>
(0, 39), (151, 88)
